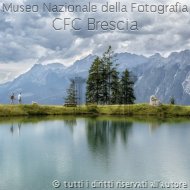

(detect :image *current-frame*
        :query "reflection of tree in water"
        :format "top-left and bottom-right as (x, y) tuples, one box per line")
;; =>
(63, 117), (77, 132)
(86, 118), (132, 155)
(86, 119), (110, 154)
(110, 120), (132, 144)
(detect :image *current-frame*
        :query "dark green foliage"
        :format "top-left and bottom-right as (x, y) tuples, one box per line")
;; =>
(170, 96), (175, 105)
(120, 69), (136, 104)
(101, 46), (115, 104)
(110, 68), (120, 104)
(98, 65), (107, 104)
(65, 79), (77, 105)
(86, 57), (103, 104)
(86, 46), (136, 105)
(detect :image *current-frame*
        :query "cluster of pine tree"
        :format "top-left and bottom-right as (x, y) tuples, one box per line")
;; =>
(86, 46), (136, 105)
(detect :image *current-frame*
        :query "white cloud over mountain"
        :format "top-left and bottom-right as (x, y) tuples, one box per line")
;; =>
(1, 0), (190, 82)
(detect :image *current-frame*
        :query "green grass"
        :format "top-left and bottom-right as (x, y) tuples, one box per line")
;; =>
(0, 104), (190, 117)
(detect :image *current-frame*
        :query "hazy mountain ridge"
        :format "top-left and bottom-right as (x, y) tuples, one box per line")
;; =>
(0, 50), (190, 105)
(135, 50), (190, 104)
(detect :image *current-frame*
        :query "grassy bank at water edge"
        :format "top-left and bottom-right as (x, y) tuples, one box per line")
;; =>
(0, 104), (190, 117)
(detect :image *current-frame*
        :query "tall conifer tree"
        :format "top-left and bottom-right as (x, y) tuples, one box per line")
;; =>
(65, 79), (77, 104)
(110, 68), (120, 104)
(120, 69), (136, 104)
(86, 57), (102, 104)
(101, 46), (115, 104)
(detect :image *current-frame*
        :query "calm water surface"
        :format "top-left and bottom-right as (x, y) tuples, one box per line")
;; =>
(0, 116), (190, 190)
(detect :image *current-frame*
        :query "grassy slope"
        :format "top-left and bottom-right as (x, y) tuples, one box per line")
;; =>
(0, 104), (190, 117)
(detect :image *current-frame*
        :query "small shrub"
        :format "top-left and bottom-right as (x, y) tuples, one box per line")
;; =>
(170, 97), (175, 105)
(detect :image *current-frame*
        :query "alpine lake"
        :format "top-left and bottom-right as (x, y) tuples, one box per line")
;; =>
(0, 116), (190, 190)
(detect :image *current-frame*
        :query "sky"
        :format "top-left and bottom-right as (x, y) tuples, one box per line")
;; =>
(0, 0), (190, 83)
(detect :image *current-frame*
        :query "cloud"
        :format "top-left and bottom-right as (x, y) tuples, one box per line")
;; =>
(0, 62), (33, 83)
(0, 0), (190, 70)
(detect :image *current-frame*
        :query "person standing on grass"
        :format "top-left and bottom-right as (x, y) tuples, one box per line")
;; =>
(10, 93), (15, 104)
(18, 92), (22, 104)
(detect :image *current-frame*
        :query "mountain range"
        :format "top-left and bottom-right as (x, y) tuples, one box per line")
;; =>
(0, 50), (190, 105)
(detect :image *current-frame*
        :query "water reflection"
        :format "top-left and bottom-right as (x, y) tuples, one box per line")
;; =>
(63, 116), (77, 133)
(3, 116), (188, 139)
(149, 122), (161, 131)
(0, 116), (190, 190)
(10, 123), (14, 135)
(86, 118), (132, 152)
(18, 123), (21, 136)
(9, 122), (22, 136)
(63, 118), (77, 128)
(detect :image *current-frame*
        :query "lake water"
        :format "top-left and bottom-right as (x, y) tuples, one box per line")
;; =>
(0, 116), (190, 190)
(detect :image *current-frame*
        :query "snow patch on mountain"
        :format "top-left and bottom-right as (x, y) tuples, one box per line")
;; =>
(182, 72), (190, 95)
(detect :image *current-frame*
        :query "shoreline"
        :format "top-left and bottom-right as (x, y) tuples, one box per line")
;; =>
(0, 104), (190, 118)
